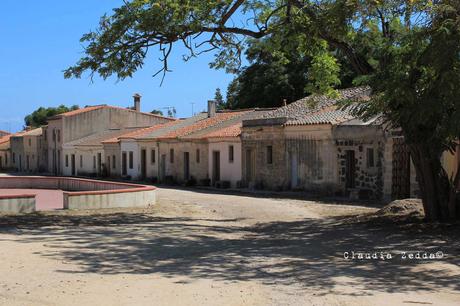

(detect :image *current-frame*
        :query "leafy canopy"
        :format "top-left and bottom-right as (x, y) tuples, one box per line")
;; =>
(25, 105), (79, 128)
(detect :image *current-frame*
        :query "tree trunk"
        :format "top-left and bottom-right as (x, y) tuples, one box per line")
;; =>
(409, 144), (459, 221)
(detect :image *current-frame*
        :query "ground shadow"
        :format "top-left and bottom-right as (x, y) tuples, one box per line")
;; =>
(0, 210), (459, 296)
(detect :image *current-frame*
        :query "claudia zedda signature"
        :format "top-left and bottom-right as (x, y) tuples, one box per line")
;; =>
(343, 250), (445, 261)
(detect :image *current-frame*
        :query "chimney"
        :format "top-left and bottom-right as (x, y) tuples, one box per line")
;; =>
(133, 93), (141, 112)
(283, 99), (287, 106)
(207, 100), (216, 118)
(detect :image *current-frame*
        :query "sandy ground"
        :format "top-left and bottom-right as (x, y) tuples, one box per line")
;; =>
(0, 187), (459, 305)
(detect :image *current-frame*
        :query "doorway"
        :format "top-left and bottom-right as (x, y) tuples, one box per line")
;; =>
(122, 152), (127, 176)
(97, 153), (102, 176)
(106, 156), (111, 177)
(245, 149), (255, 185)
(141, 149), (147, 180)
(160, 154), (166, 181)
(345, 150), (356, 189)
(71, 154), (76, 176)
(212, 151), (221, 184)
(184, 152), (190, 181)
(290, 152), (298, 189)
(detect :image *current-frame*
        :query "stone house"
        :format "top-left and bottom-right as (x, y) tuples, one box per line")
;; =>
(241, 87), (418, 200)
(44, 95), (174, 175)
(9, 127), (47, 173)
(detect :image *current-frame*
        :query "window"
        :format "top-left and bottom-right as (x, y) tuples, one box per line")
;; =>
(170, 149), (174, 163)
(229, 145), (234, 163)
(80, 155), (83, 168)
(196, 149), (200, 163)
(65, 155), (69, 167)
(93, 156), (96, 169)
(266, 146), (273, 164)
(367, 148), (375, 168)
(151, 149), (156, 164)
(129, 151), (134, 169)
(12, 153), (15, 163)
(57, 130), (61, 142)
(28, 139), (31, 146)
(112, 155), (116, 169)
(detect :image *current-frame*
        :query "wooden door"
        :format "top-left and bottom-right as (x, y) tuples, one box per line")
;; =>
(245, 149), (255, 184)
(71, 154), (76, 176)
(122, 152), (128, 176)
(141, 149), (147, 180)
(212, 151), (221, 184)
(291, 152), (298, 189)
(184, 152), (190, 180)
(392, 138), (411, 199)
(345, 150), (356, 189)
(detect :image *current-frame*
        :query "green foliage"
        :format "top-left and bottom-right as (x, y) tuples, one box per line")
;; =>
(24, 105), (79, 128)
(151, 109), (164, 116)
(166, 107), (176, 118)
(214, 88), (225, 110)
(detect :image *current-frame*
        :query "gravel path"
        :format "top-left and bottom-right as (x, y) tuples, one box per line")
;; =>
(0, 187), (459, 306)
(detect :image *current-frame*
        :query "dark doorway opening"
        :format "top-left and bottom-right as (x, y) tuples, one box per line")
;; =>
(245, 149), (255, 185)
(141, 149), (147, 180)
(212, 151), (221, 185)
(71, 154), (76, 176)
(184, 152), (190, 181)
(122, 152), (128, 176)
(160, 154), (166, 182)
(345, 150), (356, 189)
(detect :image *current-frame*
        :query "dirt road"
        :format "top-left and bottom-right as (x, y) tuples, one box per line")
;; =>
(0, 187), (459, 305)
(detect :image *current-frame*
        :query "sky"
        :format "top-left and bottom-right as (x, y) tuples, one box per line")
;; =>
(0, 1), (235, 132)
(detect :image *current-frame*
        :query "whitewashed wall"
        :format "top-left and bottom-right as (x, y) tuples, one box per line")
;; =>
(208, 139), (242, 187)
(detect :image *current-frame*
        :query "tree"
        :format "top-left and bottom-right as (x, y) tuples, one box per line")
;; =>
(65, 0), (460, 221)
(167, 107), (176, 118)
(214, 88), (225, 110)
(226, 35), (358, 109)
(151, 109), (164, 116)
(25, 105), (79, 128)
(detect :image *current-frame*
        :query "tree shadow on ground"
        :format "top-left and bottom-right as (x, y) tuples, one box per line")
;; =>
(0, 211), (459, 296)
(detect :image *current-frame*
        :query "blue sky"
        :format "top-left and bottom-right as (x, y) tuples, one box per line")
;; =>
(0, 1), (235, 132)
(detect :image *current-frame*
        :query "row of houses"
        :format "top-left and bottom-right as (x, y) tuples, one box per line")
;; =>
(1, 88), (458, 201)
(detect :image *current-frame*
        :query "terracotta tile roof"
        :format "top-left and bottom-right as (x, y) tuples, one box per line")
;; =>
(259, 87), (371, 126)
(65, 127), (148, 148)
(48, 105), (175, 121)
(0, 128), (36, 146)
(158, 111), (251, 139)
(183, 109), (274, 140)
(202, 123), (243, 138)
(103, 124), (167, 144)
(0, 135), (11, 145)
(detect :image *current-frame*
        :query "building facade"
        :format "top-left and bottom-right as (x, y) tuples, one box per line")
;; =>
(241, 87), (418, 200)
(45, 99), (174, 175)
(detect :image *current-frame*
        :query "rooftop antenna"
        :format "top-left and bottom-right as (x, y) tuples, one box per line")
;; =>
(190, 102), (195, 116)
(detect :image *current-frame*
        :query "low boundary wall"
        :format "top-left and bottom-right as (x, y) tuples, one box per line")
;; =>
(0, 176), (156, 211)
(0, 194), (36, 213)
